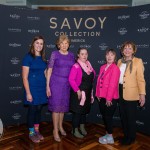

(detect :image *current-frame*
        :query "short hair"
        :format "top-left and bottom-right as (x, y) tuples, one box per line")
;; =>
(105, 48), (117, 62)
(56, 35), (70, 49)
(120, 41), (137, 55)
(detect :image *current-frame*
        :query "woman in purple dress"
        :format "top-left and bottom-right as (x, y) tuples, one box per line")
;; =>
(46, 35), (74, 142)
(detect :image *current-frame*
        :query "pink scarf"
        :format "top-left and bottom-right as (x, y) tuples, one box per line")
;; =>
(77, 59), (93, 75)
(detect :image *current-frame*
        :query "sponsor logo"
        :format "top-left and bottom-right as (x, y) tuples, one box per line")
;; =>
(46, 44), (55, 49)
(80, 44), (91, 49)
(28, 29), (39, 34)
(137, 27), (149, 33)
(116, 45), (122, 49)
(9, 43), (21, 47)
(10, 100), (22, 104)
(9, 86), (22, 91)
(71, 39), (85, 43)
(118, 15), (130, 20)
(27, 16), (40, 21)
(10, 14), (20, 19)
(12, 113), (21, 120)
(136, 120), (144, 126)
(136, 44), (149, 49)
(143, 61), (147, 65)
(118, 28), (127, 35)
(8, 28), (21, 32)
(10, 73), (20, 78)
(0, 119), (3, 139)
(139, 11), (149, 19)
(97, 114), (102, 118)
(98, 60), (105, 64)
(10, 57), (20, 65)
(99, 43), (108, 50)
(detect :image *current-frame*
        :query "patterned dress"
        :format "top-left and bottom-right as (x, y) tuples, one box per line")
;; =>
(48, 51), (74, 112)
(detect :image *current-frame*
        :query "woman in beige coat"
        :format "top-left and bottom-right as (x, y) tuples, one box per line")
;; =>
(118, 41), (146, 145)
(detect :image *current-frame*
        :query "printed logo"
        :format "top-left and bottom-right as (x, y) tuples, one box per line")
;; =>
(136, 44), (149, 49)
(10, 73), (20, 78)
(28, 29), (39, 34)
(10, 100), (22, 104)
(9, 86), (22, 91)
(71, 39), (85, 43)
(118, 28), (127, 35)
(12, 113), (21, 120)
(139, 11), (149, 19)
(10, 57), (20, 65)
(118, 15), (130, 20)
(8, 28), (21, 32)
(99, 43), (108, 50)
(46, 44), (55, 49)
(136, 120), (144, 126)
(98, 60), (105, 64)
(10, 14), (20, 19)
(9, 43), (21, 47)
(97, 114), (102, 118)
(0, 119), (3, 139)
(137, 27), (149, 33)
(80, 44), (91, 49)
(27, 16), (40, 21)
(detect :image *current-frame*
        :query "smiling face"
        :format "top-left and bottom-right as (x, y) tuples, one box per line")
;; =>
(106, 51), (116, 64)
(78, 49), (88, 63)
(33, 39), (44, 55)
(59, 39), (69, 52)
(122, 44), (134, 59)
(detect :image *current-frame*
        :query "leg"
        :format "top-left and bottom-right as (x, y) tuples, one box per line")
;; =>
(52, 112), (61, 142)
(34, 105), (44, 140)
(58, 112), (66, 136)
(80, 114), (87, 135)
(27, 105), (40, 143)
(72, 112), (84, 138)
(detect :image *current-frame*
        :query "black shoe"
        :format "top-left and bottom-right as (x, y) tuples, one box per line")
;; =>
(120, 137), (128, 145)
(121, 138), (135, 145)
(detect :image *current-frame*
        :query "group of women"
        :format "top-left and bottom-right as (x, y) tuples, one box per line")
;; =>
(22, 35), (146, 145)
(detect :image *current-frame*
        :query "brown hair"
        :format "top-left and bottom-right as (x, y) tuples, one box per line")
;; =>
(120, 41), (137, 56)
(105, 48), (117, 62)
(29, 35), (46, 61)
(56, 35), (70, 49)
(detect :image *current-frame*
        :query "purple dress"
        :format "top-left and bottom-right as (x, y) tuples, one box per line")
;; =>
(48, 51), (75, 112)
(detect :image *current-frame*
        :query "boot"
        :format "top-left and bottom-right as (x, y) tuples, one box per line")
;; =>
(80, 124), (87, 135)
(72, 128), (84, 138)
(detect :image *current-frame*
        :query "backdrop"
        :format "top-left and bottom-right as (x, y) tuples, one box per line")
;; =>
(0, 4), (150, 135)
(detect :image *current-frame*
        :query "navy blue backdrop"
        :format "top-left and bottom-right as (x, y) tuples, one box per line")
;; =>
(0, 4), (150, 135)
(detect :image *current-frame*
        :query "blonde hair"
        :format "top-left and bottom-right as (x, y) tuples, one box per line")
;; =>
(56, 35), (70, 49)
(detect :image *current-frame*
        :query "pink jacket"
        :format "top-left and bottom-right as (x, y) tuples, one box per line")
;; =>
(69, 63), (96, 92)
(96, 63), (120, 101)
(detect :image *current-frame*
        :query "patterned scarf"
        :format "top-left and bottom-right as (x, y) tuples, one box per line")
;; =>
(77, 59), (93, 75)
(121, 57), (133, 73)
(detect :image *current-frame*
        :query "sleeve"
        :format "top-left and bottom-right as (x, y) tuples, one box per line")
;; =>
(137, 59), (146, 95)
(106, 66), (120, 101)
(69, 65), (80, 92)
(48, 51), (56, 68)
(22, 54), (32, 67)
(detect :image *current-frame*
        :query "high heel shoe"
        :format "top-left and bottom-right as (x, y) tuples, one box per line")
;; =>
(59, 128), (67, 136)
(53, 130), (61, 142)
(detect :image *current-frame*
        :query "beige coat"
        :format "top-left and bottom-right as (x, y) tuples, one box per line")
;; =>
(118, 57), (146, 101)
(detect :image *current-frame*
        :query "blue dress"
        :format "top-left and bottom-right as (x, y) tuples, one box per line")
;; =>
(22, 53), (47, 105)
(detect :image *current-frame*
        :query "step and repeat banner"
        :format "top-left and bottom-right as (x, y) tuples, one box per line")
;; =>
(0, 4), (150, 135)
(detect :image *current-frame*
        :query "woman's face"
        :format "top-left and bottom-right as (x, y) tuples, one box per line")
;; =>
(59, 40), (69, 51)
(33, 39), (44, 54)
(122, 44), (134, 58)
(78, 49), (88, 63)
(106, 51), (116, 64)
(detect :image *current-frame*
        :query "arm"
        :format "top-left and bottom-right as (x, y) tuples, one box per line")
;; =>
(22, 66), (33, 102)
(46, 68), (52, 97)
(137, 59), (146, 107)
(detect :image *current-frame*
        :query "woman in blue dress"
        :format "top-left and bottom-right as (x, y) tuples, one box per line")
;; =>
(22, 35), (47, 143)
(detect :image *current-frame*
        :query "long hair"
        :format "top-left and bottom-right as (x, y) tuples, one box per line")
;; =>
(29, 35), (46, 61)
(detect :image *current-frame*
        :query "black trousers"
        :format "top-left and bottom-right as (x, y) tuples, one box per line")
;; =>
(27, 105), (43, 128)
(119, 84), (137, 140)
(99, 98), (117, 134)
(72, 112), (86, 129)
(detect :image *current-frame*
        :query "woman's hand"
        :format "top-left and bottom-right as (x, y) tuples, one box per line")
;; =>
(46, 87), (51, 97)
(77, 90), (82, 100)
(26, 93), (33, 102)
(139, 94), (145, 107)
(106, 100), (112, 107)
